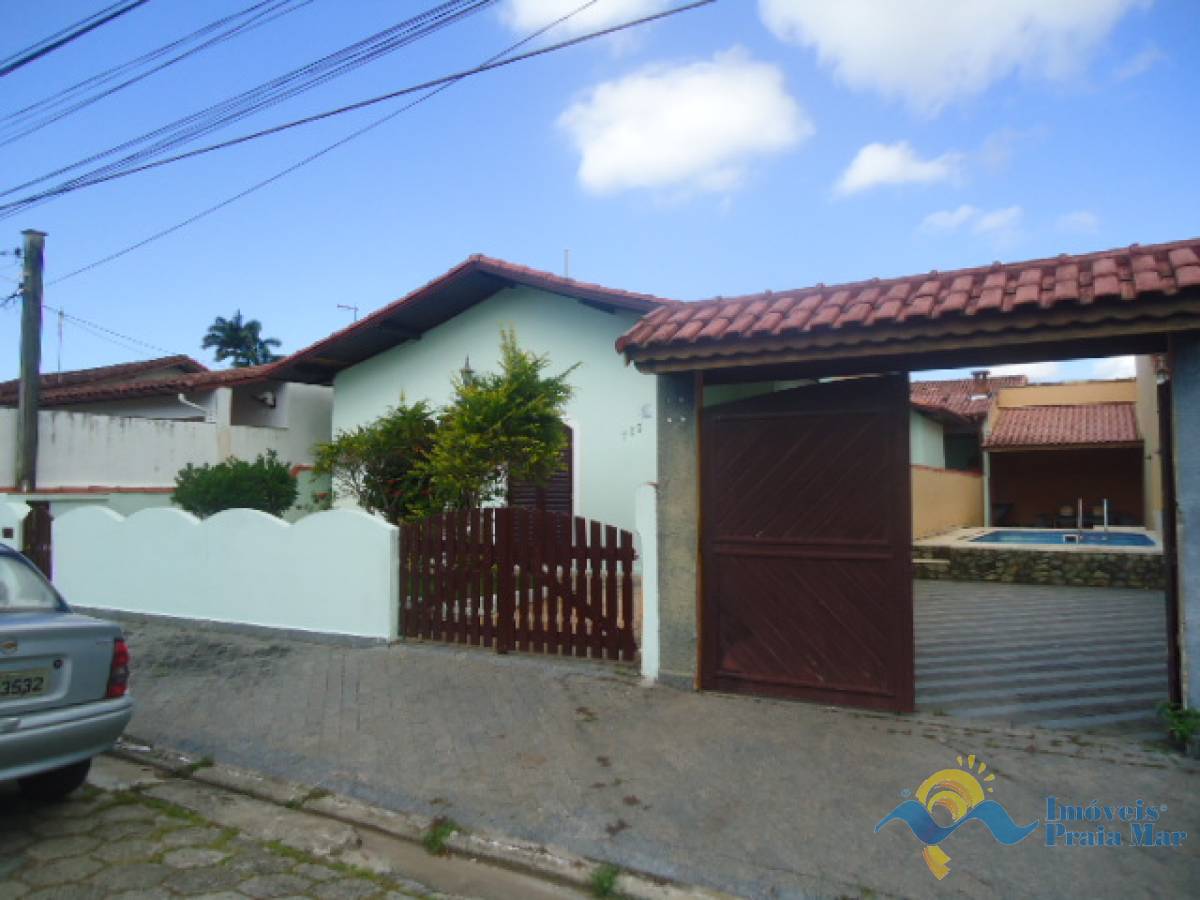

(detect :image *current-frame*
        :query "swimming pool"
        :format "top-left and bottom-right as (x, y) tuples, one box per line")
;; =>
(971, 529), (1156, 547)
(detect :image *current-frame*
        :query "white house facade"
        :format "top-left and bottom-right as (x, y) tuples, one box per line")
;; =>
(275, 256), (665, 535)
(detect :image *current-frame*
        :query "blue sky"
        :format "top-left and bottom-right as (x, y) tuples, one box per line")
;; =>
(1, 0), (1196, 383)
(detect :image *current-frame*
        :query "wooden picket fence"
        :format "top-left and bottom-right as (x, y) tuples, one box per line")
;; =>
(399, 507), (637, 662)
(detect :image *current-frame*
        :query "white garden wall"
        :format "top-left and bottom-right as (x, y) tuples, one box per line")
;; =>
(54, 507), (398, 640)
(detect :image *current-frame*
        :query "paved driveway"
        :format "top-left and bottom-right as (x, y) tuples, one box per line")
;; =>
(117, 613), (1197, 900)
(916, 581), (1170, 740)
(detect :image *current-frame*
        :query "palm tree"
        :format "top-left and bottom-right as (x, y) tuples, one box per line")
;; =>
(201, 310), (282, 368)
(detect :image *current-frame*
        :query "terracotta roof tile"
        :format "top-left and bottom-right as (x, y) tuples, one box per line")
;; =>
(909, 375), (1028, 421)
(616, 237), (1200, 362)
(8, 364), (274, 407)
(983, 402), (1140, 449)
(276, 254), (670, 384)
(0, 355), (206, 402)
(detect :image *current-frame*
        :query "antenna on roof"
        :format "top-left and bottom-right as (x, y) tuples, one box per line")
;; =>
(336, 303), (359, 322)
(564, 249), (570, 279)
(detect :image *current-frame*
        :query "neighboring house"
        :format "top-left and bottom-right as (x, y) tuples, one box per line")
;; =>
(905, 368), (1163, 533)
(910, 372), (1029, 470)
(272, 255), (667, 535)
(982, 378), (1150, 528)
(0, 356), (332, 528)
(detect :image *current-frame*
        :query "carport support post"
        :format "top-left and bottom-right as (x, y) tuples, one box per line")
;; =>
(1171, 333), (1200, 708)
(654, 372), (701, 689)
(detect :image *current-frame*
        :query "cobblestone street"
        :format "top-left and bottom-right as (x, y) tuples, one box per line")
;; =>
(1, 784), (425, 900)
(0, 757), (582, 900)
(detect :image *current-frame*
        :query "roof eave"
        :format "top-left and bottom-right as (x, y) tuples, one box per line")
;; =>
(622, 299), (1200, 374)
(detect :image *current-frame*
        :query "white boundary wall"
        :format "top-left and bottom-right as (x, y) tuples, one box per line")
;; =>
(54, 507), (398, 640)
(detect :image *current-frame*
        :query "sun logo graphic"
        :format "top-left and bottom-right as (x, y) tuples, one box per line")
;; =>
(875, 755), (1038, 880)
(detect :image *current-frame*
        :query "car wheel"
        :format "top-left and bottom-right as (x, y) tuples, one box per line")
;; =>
(18, 758), (92, 802)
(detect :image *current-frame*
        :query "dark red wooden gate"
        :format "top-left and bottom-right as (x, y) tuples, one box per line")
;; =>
(400, 507), (637, 662)
(700, 374), (913, 711)
(22, 501), (53, 579)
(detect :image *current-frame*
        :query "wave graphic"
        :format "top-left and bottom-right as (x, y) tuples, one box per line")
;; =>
(875, 800), (1039, 846)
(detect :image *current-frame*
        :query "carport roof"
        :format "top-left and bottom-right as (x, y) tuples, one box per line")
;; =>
(983, 402), (1140, 450)
(616, 237), (1200, 373)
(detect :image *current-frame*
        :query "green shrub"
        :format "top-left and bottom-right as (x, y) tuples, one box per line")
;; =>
(590, 863), (620, 897)
(426, 329), (576, 509)
(172, 450), (298, 518)
(311, 400), (438, 525)
(1157, 701), (1200, 745)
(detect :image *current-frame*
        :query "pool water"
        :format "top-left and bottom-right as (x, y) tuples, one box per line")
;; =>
(971, 529), (1156, 547)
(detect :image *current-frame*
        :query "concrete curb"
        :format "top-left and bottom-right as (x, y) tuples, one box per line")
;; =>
(111, 736), (738, 900)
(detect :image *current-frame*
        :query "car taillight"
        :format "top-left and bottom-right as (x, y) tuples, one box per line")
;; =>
(106, 638), (130, 698)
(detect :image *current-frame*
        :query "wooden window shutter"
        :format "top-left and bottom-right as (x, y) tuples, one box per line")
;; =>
(508, 426), (573, 518)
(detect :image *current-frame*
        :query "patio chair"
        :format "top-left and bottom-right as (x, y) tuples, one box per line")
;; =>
(1053, 504), (1077, 529)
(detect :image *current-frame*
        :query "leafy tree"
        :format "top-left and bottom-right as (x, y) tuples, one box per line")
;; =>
(202, 310), (283, 367)
(311, 400), (438, 525)
(426, 329), (576, 509)
(172, 450), (298, 518)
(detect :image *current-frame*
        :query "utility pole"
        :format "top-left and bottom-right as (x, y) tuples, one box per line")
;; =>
(16, 229), (46, 493)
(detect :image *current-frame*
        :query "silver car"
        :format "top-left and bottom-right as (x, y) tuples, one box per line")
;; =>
(0, 545), (133, 800)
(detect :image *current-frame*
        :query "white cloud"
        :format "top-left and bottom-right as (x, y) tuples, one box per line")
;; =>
(1091, 355), (1136, 379)
(1115, 44), (1165, 81)
(758, 0), (1144, 113)
(558, 48), (811, 196)
(921, 204), (979, 232)
(973, 205), (1023, 236)
(988, 361), (1063, 382)
(501, 0), (669, 36)
(919, 204), (1021, 237)
(834, 141), (961, 195)
(1057, 210), (1100, 233)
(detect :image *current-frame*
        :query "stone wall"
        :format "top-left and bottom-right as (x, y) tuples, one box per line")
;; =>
(914, 545), (1165, 589)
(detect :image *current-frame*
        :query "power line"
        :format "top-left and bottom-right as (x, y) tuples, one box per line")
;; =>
(4, 0), (714, 217)
(0, 0), (494, 208)
(41, 302), (179, 356)
(0, 0), (314, 148)
(44, 0), (667, 287)
(0, 1), (152, 79)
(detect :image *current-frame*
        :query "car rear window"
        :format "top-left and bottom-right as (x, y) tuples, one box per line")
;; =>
(0, 556), (61, 612)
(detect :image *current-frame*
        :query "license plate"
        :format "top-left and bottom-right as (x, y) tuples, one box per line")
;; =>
(0, 669), (50, 699)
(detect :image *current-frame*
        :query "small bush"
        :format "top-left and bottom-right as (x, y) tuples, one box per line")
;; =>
(1157, 701), (1200, 745)
(590, 863), (620, 897)
(312, 400), (438, 526)
(172, 450), (298, 518)
(422, 816), (459, 855)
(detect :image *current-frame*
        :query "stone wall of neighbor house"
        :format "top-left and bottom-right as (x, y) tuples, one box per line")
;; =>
(331, 286), (656, 536)
(913, 545), (1165, 589)
(912, 466), (984, 538)
(54, 506), (398, 640)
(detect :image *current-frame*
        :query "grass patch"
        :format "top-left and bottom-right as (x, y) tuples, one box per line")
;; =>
(133, 793), (210, 826)
(590, 863), (620, 898)
(422, 816), (460, 856)
(263, 840), (395, 888)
